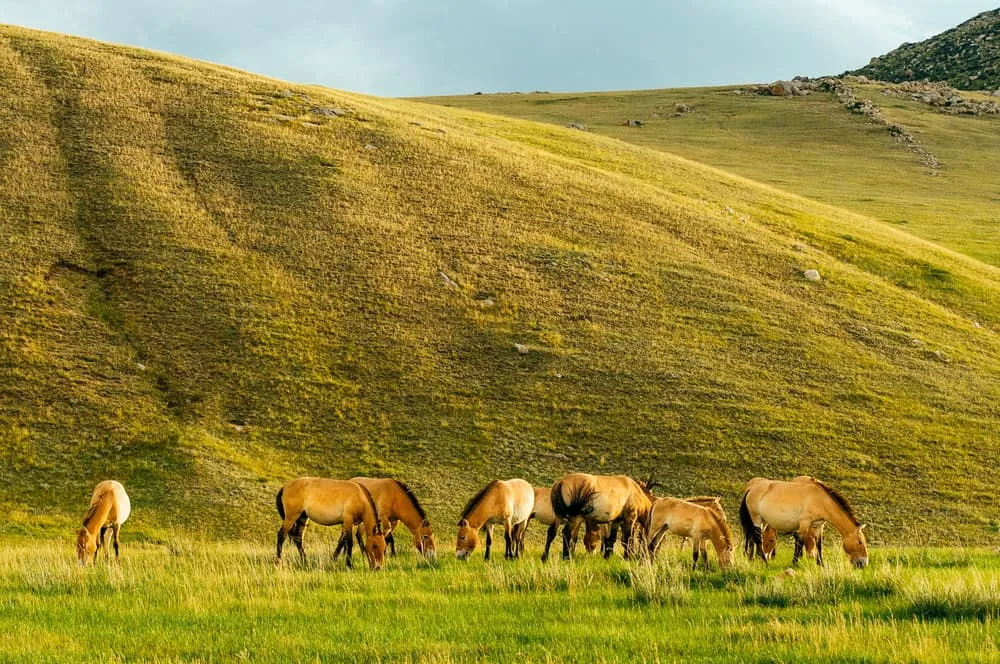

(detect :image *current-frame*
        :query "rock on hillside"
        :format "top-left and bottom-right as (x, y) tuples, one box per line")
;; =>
(847, 9), (1000, 91)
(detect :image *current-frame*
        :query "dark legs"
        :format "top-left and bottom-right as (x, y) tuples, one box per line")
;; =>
(484, 525), (493, 561)
(561, 520), (575, 560)
(815, 533), (824, 567)
(542, 523), (558, 562)
(603, 522), (620, 559)
(334, 525), (354, 569)
(97, 526), (109, 563)
(792, 533), (803, 565)
(111, 524), (121, 562)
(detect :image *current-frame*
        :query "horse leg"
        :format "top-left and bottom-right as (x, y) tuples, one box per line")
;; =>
(692, 540), (700, 570)
(290, 514), (308, 561)
(388, 519), (398, 557)
(621, 519), (635, 560)
(648, 525), (668, 557)
(791, 533), (803, 565)
(701, 539), (710, 571)
(815, 531), (824, 567)
(503, 520), (514, 560)
(560, 520), (575, 560)
(112, 524), (121, 562)
(355, 526), (365, 551)
(569, 518), (581, 555)
(604, 522), (619, 559)
(342, 523), (355, 570)
(484, 525), (493, 561)
(542, 523), (557, 562)
(98, 526), (110, 562)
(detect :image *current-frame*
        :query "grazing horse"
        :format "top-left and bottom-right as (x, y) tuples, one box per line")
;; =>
(455, 479), (534, 560)
(350, 477), (436, 559)
(583, 522), (605, 553)
(275, 477), (386, 570)
(76, 480), (131, 565)
(550, 473), (654, 560)
(528, 487), (598, 562)
(647, 497), (735, 569)
(740, 476), (868, 568)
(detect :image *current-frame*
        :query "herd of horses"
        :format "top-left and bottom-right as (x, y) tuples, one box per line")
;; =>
(77, 473), (869, 573)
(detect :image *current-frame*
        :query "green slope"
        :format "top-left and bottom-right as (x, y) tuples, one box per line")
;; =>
(2, 26), (1000, 544)
(419, 84), (1000, 267)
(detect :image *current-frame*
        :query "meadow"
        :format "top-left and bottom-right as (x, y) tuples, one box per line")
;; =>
(2, 534), (999, 662)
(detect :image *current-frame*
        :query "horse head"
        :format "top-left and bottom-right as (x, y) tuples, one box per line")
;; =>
(76, 528), (95, 565)
(455, 519), (479, 560)
(364, 523), (387, 570)
(761, 525), (778, 561)
(844, 524), (869, 569)
(416, 518), (437, 560)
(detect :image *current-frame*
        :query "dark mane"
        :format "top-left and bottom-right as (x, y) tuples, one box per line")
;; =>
(82, 501), (100, 527)
(461, 480), (499, 520)
(392, 479), (426, 520)
(811, 478), (859, 525)
(356, 482), (381, 526)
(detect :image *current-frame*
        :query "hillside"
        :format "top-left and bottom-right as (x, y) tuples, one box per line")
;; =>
(418, 83), (1000, 268)
(848, 8), (1000, 91)
(2, 25), (1000, 544)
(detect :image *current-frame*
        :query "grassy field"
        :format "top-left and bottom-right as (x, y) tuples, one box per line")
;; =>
(419, 84), (1000, 266)
(2, 536), (1000, 662)
(1, 24), (1000, 544)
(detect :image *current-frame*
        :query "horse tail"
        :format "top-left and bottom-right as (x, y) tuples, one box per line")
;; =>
(551, 478), (594, 520)
(275, 487), (285, 520)
(739, 489), (761, 557)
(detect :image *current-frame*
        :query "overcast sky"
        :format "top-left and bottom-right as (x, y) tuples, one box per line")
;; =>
(2, 1), (996, 97)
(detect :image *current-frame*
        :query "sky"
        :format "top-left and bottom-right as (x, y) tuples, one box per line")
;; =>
(1, 1), (996, 97)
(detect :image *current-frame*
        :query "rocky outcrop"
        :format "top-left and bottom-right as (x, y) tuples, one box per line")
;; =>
(846, 8), (1000, 91)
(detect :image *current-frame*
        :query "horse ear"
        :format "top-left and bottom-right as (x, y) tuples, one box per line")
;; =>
(458, 518), (468, 527)
(421, 518), (430, 528)
(859, 524), (867, 532)
(372, 523), (382, 535)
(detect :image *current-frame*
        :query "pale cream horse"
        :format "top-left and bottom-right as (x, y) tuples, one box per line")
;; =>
(76, 480), (131, 564)
(740, 476), (868, 568)
(455, 479), (534, 560)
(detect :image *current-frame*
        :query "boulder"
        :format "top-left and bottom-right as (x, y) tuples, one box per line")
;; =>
(566, 122), (588, 131)
(803, 269), (821, 282)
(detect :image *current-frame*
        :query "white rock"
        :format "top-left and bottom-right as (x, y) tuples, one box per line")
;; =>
(803, 269), (821, 282)
(514, 343), (530, 355)
(137, 363), (146, 371)
(439, 272), (459, 289)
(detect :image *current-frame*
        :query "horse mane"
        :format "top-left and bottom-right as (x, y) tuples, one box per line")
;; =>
(356, 482), (382, 526)
(392, 479), (426, 520)
(809, 478), (859, 525)
(706, 504), (733, 549)
(461, 480), (500, 520)
(82, 490), (111, 527)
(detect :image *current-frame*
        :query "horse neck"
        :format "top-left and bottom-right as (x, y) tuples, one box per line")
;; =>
(83, 494), (113, 535)
(817, 491), (859, 537)
(465, 496), (495, 530)
(706, 520), (730, 554)
(393, 493), (425, 536)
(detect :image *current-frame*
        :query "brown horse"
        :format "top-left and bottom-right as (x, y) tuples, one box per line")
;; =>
(550, 473), (654, 560)
(647, 497), (735, 569)
(527, 487), (598, 562)
(583, 522), (604, 553)
(455, 479), (534, 560)
(351, 477), (436, 560)
(76, 480), (131, 565)
(275, 477), (386, 570)
(740, 476), (868, 568)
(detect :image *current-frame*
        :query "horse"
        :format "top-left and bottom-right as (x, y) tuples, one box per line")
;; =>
(739, 476), (868, 568)
(350, 477), (436, 560)
(647, 497), (735, 569)
(583, 522), (604, 553)
(76, 480), (131, 565)
(455, 479), (534, 560)
(527, 486), (597, 562)
(275, 477), (387, 570)
(550, 473), (654, 560)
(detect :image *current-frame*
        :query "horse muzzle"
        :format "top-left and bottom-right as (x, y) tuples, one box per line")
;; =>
(853, 557), (869, 569)
(455, 550), (470, 561)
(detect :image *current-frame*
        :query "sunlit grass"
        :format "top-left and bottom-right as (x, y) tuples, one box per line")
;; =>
(1, 541), (999, 661)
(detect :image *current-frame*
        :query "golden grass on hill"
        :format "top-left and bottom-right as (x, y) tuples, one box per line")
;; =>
(0, 25), (999, 542)
(420, 85), (1000, 266)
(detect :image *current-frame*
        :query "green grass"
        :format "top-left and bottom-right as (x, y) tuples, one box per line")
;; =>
(2, 539), (1000, 662)
(1, 25), (1000, 543)
(419, 84), (1000, 266)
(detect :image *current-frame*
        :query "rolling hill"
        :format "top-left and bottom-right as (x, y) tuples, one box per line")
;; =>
(419, 81), (1000, 268)
(848, 8), (1000, 91)
(2, 25), (1000, 544)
